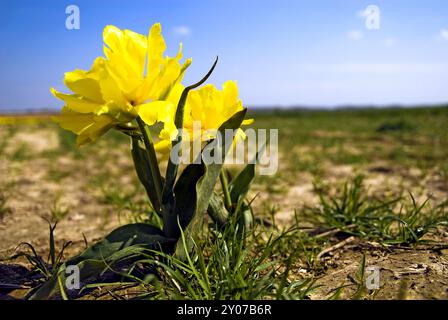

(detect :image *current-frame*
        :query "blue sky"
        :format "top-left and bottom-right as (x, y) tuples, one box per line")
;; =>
(1, 0), (448, 110)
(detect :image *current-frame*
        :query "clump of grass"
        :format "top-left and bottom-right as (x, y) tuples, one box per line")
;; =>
(84, 215), (319, 300)
(9, 220), (72, 299)
(303, 176), (448, 245)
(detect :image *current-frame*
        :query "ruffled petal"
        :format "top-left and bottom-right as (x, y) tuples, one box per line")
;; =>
(146, 23), (166, 79)
(136, 100), (173, 126)
(50, 88), (102, 114)
(103, 25), (147, 94)
(63, 58), (105, 103)
(52, 107), (113, 146)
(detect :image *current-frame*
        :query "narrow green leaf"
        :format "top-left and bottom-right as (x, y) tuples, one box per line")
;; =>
(164, 164), (205, 238)
(69, 223), (175, 265)
(229, 162), (256, 204)
(131, 137), (162, 214)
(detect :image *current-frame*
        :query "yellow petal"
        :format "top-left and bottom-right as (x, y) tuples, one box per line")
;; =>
(129, 26), (190, 104)
(166, 83), (184, 106)
(103, 25), (147, 94)
(103, 25), (123, 54)
(159, 118), (178, 141)
(63, 58), (105, 103)
(50, 88), (102, 114)
(158, 52), (192, 100)
(95, 101), (136, 122)
(52, 108), (95, 134)
(137, 100), (173, 126)
(223, 80), (239, 108)
(97, 69), (128, 107)
(103, 25), (147, 76)
(77, 114), (114, 146)
(64, 70), (103, 103)
(52, 107), (113, 146)
(146, 23), (166, 78)
(154, 139), (172, 154)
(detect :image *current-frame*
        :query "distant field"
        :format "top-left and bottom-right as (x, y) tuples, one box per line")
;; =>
(1, 106), (447, 299)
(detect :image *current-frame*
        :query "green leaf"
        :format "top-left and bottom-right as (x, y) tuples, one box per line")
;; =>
(240, 203), (254, 232)
(70, 223), (175, 265)
(175, 109), (247, 258)
(164, 164), (205, 238)
(229, 162), (256, 205)
(28, 271), (60, 300)
(131, 137), (162, 214)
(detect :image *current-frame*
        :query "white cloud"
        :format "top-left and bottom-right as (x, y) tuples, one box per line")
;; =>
(383, 37), (397, 46)
(347, 30), (364, 41)
(440, 29), (448, 40)
(172, 26), (191, 36)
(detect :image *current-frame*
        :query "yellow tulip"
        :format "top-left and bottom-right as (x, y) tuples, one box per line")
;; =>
(154, 80), (253, 153)
(51, 23), (191, 146)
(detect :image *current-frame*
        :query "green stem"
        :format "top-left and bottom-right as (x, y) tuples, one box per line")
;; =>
(136, 117), (164, 215)
(219, 169), (232, 211)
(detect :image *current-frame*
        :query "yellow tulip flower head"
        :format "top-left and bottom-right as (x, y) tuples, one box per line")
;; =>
(154, 80), (253, 153)
(51, 23), (191, 146)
